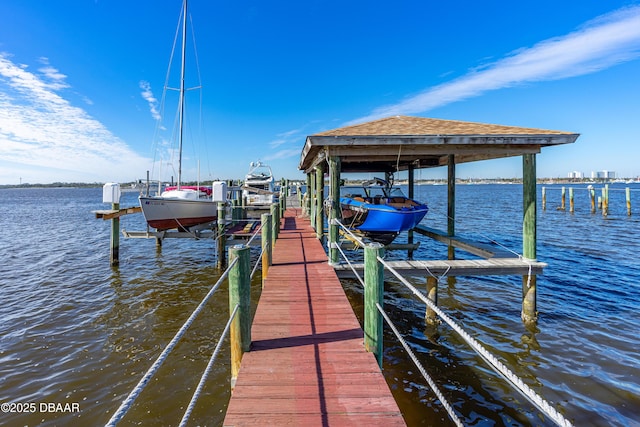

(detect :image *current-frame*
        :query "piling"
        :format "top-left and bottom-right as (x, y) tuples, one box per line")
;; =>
(522, 153), (538, 323)
(229, 244), (251, 388)
(216, 203), (227, 268)
(315, 164), (325, 240)
(590, 186), (596, 213)
(364, 242), (384, 367)
(110, 202), (120, 266)
(270, 203), (279, 244)
(425, 276), (438, 325)
(603, 184), (609, 217)
(627, 187), (632, 216)
(328, 156), (341, 265)
(542, 186), (546, 211)
(261, 213), (272, 287)
(561, 186), (566, 210)
(569, 187), (574, 213)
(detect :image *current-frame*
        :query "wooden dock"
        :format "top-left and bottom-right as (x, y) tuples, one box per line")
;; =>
(223, 207), (405, 426)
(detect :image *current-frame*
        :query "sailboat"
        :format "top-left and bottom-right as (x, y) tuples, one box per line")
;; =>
(139, 0), (221, 231)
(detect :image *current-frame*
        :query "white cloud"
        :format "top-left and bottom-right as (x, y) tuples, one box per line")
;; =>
(139, 80), (161, 121)
(349, 5), (640, 124)
(263, 148), (300, 161)
(0, 52), (150, 184)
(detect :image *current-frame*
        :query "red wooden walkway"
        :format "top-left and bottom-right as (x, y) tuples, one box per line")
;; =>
(223, 207), (405, 426)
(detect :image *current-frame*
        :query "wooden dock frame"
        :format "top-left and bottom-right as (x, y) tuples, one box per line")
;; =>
(299, 116), (579, 324)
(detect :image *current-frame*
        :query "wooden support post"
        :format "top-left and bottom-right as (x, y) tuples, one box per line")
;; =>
(271, 203), (279, 244)
(408, 163), (415, 259)
(522, 153), (537, 323)
(315, 164), (325, 240)
(425, 276), (438, 325)
(306, 173), (312, 217)
(561, 186), (566, 210)
(261, 213), (272, 288)
(447, 155), (455, 237)
(229, 244), (251, 388)
(217, 203), (227, 269)
(110, 202), (120, 266)
(603, 184), (609, 217)
(328, 156), (341, 266)
(309, 171), (316, 229)
(590, 186), (596, 213)
(542, 186), (546, 211)
(364, 242), (384, 367)
(569, 187), (574, 213)
(626, 187), (632, 216)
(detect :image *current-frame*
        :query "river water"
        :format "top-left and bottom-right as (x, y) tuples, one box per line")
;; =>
(0, 184), (638, 426)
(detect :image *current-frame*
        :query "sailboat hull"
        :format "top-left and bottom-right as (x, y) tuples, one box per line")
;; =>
(139, 196), (217, 231)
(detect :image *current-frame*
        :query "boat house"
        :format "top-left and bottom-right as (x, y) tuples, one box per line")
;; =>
(298, 115), (579, 322)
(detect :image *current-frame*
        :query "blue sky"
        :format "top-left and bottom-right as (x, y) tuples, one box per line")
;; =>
(1, 1), (640, 185)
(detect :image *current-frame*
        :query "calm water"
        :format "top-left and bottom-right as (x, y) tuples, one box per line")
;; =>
(0, 185), (638, 426)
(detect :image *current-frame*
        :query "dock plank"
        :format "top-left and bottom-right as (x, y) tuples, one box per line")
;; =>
(223, 207), (405, 427)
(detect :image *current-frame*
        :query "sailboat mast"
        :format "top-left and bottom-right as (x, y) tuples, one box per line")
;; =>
(177, 0), (188, 190)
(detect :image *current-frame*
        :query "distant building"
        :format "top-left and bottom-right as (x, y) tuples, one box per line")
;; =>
(568, 171), (583, 179)
(591, 170), (616, 179)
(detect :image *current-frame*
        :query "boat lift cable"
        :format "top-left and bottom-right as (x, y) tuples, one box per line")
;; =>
(377, 256), (574, 427)
(376, 302), (464, 427)
(334, 239), (365, 288)
(178, 304), (238, 427)
(105, 256), (239, 427)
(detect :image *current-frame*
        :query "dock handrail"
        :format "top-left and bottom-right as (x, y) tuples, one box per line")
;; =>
(331, 219), (573, 427)
(106, 212), (273, 426)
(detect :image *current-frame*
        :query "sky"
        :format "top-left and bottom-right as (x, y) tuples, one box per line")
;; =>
(1, 0), (640, 185)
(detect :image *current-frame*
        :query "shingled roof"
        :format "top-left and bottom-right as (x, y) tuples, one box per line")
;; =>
(299, 115), (579, 173)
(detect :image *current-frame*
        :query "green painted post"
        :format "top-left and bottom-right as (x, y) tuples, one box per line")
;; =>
(408, 164), (415, 259)
(522, 153), (537, 323)
(328, 156), (341, 265)
(271, 202), (279, 244)
(261, 213), (272, 288)
(364, 242), (385, 367)
(309, 172), (316, 227)
(569, 187), (574, 213)
(315, 164), (325, 240)
(217, 203), (226, 269)
(447, 155), (455, 237)
(110, 202), (120, 266)
(306, 173), (313, 217)
(229, 244), (251, 387)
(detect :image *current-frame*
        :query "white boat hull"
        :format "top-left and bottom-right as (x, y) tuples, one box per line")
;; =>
(139, 195), (217, 231)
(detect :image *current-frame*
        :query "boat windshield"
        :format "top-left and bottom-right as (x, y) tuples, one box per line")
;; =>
(341, 185), (406, 198)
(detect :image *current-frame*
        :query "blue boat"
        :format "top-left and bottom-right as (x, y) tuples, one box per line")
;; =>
(339, 178), (428, 244)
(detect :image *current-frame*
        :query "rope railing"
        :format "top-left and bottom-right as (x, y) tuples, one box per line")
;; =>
(377, 255), (574, 427)
(105, 256), (239, 427)
(178, 304), (239, 427)
(376, 302), (464, 427)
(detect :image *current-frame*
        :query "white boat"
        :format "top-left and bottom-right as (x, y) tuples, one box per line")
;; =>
(139, 0), (220, 231)
(242, 162), (278, 206)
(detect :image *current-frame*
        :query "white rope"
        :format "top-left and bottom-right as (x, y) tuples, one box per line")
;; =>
(377, 256), (573, 427)
(105, 256), (239, 427)
(246, 221), (263, 247)
(178, 304), (239, 427)
(334, 240), (365, 288)
(377, 303), (464, 427)
(250, 241), (265, 280)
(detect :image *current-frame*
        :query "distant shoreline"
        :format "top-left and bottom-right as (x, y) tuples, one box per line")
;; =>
(2, 177), (638, 190)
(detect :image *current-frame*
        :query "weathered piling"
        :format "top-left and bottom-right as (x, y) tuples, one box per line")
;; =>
(228, 244), (251, 388)
(542, 186), (546, 211)
(217, 203), (226, 269)
(102, 183), (122, 267)
(364, 242), (384, 367)
(270, 203), (279, 244)
(425, 276), (438, 325)
(603, 184), (609, 217)
(627, 187), (632, 215)
(569, 187), (574, 213)
(522, 154), (537, 323)
(590, 186), (596, 213)
(561, 186), (566, 211)
(261, 213), (272, 287)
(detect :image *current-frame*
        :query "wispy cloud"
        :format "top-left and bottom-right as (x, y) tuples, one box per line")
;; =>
(0, 52), (149, 183)
(139, 80), (161, 121)
(263, 148), (300, 161)
(349, 5), (640, 125)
